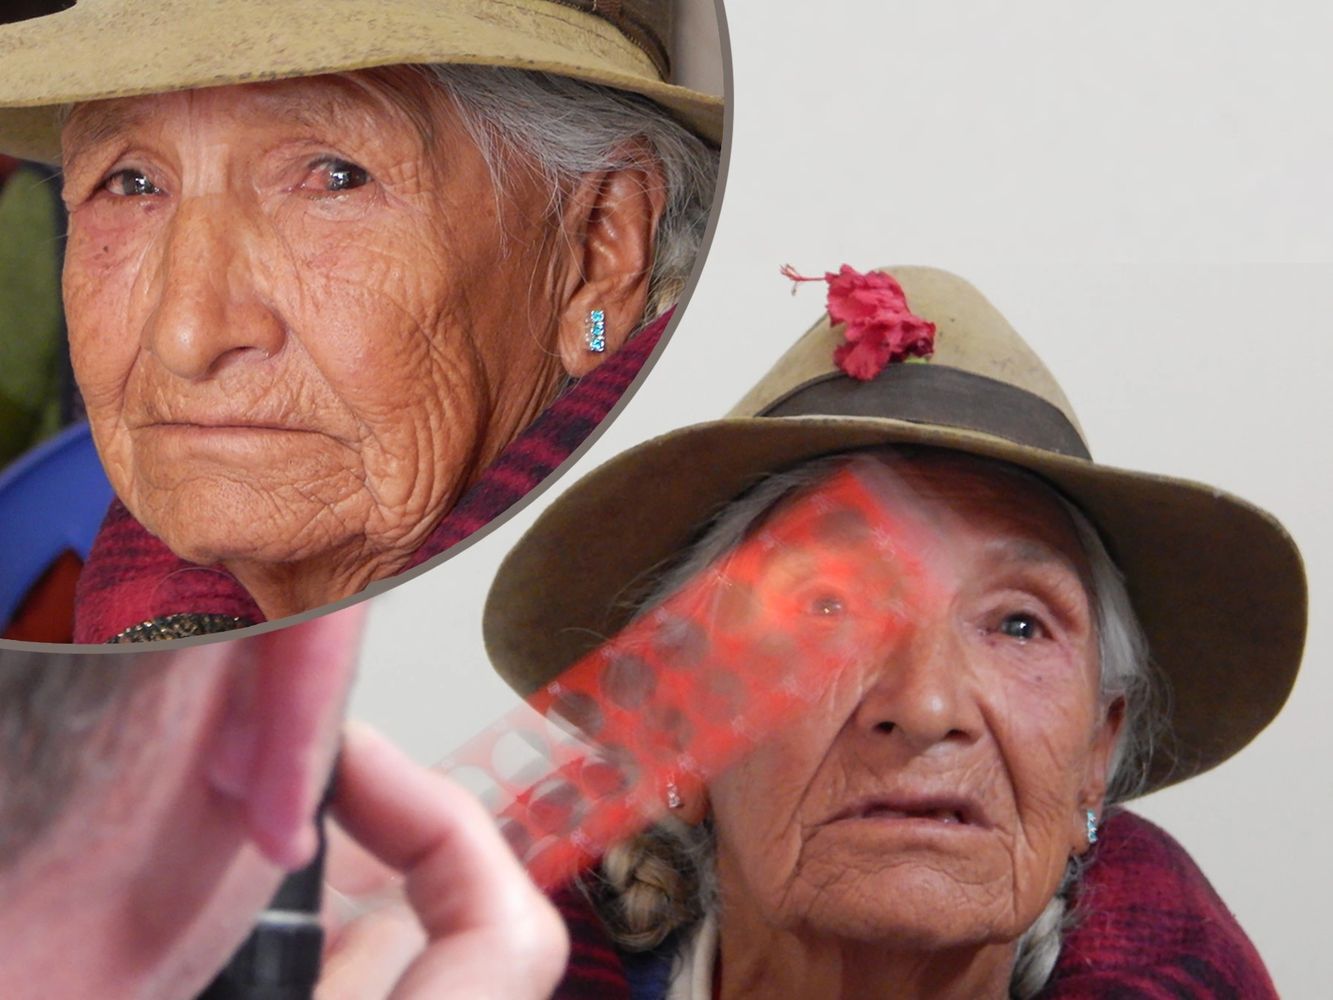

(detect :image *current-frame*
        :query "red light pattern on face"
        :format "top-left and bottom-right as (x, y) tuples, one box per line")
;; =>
(442, 463), (944, 889)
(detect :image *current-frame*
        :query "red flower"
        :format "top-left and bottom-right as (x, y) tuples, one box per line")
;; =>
(781, 264), (936, 380)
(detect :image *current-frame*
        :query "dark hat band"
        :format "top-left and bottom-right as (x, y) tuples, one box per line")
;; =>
(550, 0), (672, 79)
(758, 364), (1092, 461)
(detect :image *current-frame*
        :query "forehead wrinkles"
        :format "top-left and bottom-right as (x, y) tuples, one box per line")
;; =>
(878, 456), (1094, 583)
(61, 70), (442, 174)
(983, 536), (1083, 576)
(317, 67), (445, 151)
(345, 66), (443, 147)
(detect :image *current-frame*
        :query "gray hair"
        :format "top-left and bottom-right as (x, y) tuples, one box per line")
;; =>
(0, 651), (161, 869)
(426, 65), (719, 318)
(588, 448), (1162, 999)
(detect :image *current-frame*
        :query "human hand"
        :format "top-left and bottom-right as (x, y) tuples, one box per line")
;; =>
(316, 722), (569, 1000)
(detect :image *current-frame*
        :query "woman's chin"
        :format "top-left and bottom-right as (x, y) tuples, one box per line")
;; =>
(130, 479), (368, 582)
(794, 881), (1015, 951)
(115, 430), (443, 584)
(115, 451), (447, 617)
(769, 837), (1025, 949)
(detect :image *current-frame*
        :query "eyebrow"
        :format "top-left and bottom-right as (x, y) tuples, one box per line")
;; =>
(281, 81), (391, 135)
(1000, 539), (1067, 565)
(980, 537), (1088, 583)
(62, 102), (144, 171)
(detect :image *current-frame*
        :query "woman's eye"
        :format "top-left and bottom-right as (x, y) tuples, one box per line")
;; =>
(808, 594), (845, 617)
(999, 613), (1044, 642)
(307, 157), (371, 193)
(103, 169), (162, 197)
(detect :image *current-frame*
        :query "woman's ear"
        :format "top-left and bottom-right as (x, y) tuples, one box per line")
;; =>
(672, 774), (710, 826)
(554, 141), (666, 378)
(206, 607), (366, 869)
(1074, 696), (1126, 854)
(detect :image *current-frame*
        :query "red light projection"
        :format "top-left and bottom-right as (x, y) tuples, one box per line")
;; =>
(443, 461), (945, 889)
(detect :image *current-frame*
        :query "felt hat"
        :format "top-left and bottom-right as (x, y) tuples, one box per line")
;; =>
(0, 0), (723, 163)
(484, 266), (1308, 793)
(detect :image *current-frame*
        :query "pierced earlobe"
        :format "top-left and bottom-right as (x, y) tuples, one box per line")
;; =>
(666, 780), (683, 810)
(663, 774), (710, 823)
(552, 145), (664, 376)
(585, 309), (607, 353)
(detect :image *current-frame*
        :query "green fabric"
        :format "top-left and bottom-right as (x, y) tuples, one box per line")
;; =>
(0, 167), (63, 466)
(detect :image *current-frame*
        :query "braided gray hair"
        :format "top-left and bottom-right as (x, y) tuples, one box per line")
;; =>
(588, 448), (1162, 998)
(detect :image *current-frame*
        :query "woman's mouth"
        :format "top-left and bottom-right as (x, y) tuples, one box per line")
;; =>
(129, 414), (334, 442)
(829, 794), (985, 829)
(131, 422), (331, 461)
(858, 805), (965, 824)
(157, 422), (309, 432)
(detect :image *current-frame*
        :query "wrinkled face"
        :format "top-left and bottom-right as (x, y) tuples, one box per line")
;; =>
(61, 70), (567, 578)
(708, 455), (1120, 952)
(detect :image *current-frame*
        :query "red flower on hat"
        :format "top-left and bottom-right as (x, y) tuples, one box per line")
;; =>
(781, 264), (936, 380)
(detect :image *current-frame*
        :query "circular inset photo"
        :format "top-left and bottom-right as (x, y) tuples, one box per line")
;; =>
(0, 0), (730, 646)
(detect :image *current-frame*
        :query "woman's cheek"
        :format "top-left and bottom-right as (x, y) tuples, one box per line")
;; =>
(1012, 678), (1100, 769)
(292, 246), (455, 423)
(67, 196), (166, 275)
(278, 199), (445, 350)
(272, 219), (482, 528)
(995, 705), (1092, 909)
(65, 214), (154, 405)
(713, 732), (824, 847)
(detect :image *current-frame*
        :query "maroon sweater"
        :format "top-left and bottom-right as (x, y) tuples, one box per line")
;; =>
(74, 313), (668, 643)
(551, 811), (1277, 999)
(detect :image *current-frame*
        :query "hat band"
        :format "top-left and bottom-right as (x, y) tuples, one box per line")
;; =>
(550, 0), (672, 79)
(757, 365), (1092, 460)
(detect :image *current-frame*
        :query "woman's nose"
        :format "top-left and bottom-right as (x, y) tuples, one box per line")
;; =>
(140, 196), (285, 379)
(852, 623), (979, 752)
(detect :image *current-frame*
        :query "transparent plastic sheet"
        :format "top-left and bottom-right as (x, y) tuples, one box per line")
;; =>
(435, 457), (948, 891)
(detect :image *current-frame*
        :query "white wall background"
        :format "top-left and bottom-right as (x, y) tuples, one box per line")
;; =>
(352, 2), (1333, 995)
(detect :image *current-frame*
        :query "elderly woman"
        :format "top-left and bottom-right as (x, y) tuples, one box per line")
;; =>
(0, 0), (722, 641)
(482, 267), (1305, 997)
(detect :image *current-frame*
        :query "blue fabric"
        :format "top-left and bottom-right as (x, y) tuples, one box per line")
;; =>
(0, 421), (113, 627)
(623, 943), (675, 1000)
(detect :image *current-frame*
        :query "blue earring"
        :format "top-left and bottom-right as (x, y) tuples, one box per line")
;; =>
(585, 309), (607, 353)
(1086, 809), (1099, 845)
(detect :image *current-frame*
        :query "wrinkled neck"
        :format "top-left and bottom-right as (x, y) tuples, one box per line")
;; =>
(716, 915), (1014, 1000)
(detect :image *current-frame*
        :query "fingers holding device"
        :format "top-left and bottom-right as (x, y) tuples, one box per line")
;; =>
(197, 720), (567, 1000)
(318, 723), (570, 1000)
(196, 833), (328, 1000)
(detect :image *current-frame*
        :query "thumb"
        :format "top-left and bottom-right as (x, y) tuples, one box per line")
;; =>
(330, 722), (569, 999)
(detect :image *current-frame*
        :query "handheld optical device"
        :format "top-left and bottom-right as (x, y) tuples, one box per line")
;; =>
(195, 812), (326, 999)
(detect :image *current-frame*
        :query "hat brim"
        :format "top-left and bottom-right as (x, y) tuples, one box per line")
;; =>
(484, 415), (1307, 795)
(0, 0), (724, 163)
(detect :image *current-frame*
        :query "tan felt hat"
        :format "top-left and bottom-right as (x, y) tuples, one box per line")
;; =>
(484, 266), (1308, 794)
(0, 0), (723, 163)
